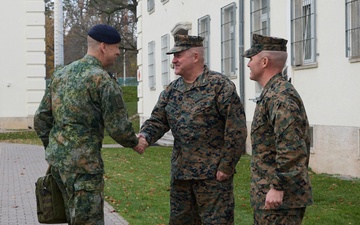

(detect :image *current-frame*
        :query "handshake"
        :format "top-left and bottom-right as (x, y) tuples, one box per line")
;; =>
(132, 133), (149, 154)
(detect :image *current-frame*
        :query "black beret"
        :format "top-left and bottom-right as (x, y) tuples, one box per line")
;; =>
(87, 24), (121, 44)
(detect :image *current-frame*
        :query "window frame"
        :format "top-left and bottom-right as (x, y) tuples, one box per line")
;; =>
(161, 34), (170, 86)
(221, 2), (237, 78)
(250, 0), (270, 35)
(250, 0), (270, 98)
(147, 0), (155, 13)
(148, 41), (156, 90)
(198, 15), (211, 67)
(291, 0), (317, 66)
(346, 0), (360, 59)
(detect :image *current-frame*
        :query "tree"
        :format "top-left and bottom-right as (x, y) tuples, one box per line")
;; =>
(45, 0), (55, 79)
(46, 0), (138, 78)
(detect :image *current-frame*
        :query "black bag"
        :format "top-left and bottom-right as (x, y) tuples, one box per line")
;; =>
(35, 166), (67, 224)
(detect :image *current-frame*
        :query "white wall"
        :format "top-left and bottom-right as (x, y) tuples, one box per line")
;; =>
(293, 0), (360, 128)
(0, 0), (45, 129)
(138, 0), (241, 120)
(137, 0), (360, 178)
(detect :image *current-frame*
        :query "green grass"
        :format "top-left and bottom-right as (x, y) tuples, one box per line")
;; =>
(0, 130), (42, 145)
(121, 86), (138, 102)
(1, 133), (360, 224)
(102, 147), (171, 224)
(102, 147), (360, 225)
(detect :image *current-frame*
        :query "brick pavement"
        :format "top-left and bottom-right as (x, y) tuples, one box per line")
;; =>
(0, 142), (128, 225)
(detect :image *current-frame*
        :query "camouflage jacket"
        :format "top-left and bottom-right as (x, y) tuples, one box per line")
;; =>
(140, 66), (247, 180)
(251, 73), (313, 209)
(34, 54), (138, 174)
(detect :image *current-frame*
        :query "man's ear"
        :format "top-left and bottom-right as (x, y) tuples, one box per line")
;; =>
(262, 56), (269, 67)
(193, 51), (199, 62)
(100, 42), (106, 53)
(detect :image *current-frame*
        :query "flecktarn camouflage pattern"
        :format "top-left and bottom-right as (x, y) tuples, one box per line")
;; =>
(34, 54), (139, 224)
(34, 54), (138, 175)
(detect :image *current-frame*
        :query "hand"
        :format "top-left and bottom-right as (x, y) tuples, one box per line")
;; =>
(264, 188), (284, 209)
(132, 135), (148, 154)
(216, 171), (231, 181)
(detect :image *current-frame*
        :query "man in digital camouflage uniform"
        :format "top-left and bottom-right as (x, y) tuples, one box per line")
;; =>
(34, 24), (147, 225)
(139, 34), (247, 225)
(243, 33), (313, 225)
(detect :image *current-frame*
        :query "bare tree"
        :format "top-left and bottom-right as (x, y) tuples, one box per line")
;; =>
(45, 0), (55, 79)
(47, 0), (138, 78)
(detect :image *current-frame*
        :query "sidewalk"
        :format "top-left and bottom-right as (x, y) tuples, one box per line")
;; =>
(0, 142), (128, 225)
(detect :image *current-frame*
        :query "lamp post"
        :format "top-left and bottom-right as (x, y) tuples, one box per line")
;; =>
(54, 0), (64, 67)
(123, 49), (126, 86)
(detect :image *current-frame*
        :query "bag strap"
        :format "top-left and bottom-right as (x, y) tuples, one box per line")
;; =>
(46, 165), (52, 175)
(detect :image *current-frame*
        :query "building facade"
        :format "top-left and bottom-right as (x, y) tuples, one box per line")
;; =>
(137, 0), (360, 178)
(0, 0), (46, 129)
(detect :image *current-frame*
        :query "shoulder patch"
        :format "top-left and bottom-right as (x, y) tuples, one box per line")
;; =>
(110, 94), (124, 109)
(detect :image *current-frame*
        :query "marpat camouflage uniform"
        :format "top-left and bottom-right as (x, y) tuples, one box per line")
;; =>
(34, 54), (138, 224)
(140, 65), (247, 224)
(251, 73), (313, 213)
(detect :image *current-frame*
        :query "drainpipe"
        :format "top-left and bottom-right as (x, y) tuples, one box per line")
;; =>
(238, 0), (245, 107)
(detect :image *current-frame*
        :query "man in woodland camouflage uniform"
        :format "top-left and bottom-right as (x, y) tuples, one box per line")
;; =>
(139, 34), (247, 224)
(34, 24), (147, 225)
(243, 34), (313, 225)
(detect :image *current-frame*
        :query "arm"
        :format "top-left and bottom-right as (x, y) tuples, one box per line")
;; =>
(101, 81), (138, 148)
(34, 84), (54, 149)
(269, 99), (309, 191)
(140, 90), (171, 145)
(216, 82), (247, 176)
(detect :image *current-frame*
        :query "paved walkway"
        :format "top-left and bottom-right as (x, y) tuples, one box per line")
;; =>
(0, 142), (128, 225)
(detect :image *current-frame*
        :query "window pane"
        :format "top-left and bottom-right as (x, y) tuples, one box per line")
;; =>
(291, 0), (316, 65)
(161, 35), (170, 86)
(251, 0), (269, 35)
(148, 41), (156, 89)
(198, 15), (210, 67)
(346, 0), (360, 58)
(221, 3), (236, 76)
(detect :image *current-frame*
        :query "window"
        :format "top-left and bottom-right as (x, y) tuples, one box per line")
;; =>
(221, 3), (236, 77)
(250, 0), (269, 98)
(250, 0), (270, 35)
(198, 15), (210, 67)
(346, 0), (360, 59)
(148, 41), (156, 89)
(161, 34), (170, 86)
(147, 0), (155, 13)
(291, 0), (316, 66)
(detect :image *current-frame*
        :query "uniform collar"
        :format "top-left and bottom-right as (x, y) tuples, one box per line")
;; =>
(257, 73), (283, 103)
(83, 54), (103, 68)
(174, 65), (209, 92)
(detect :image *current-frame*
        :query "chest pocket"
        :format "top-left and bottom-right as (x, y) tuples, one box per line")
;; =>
(191, 98), (220, 129)
(251, 104), (272, 135)
(165, 102), (181, 130)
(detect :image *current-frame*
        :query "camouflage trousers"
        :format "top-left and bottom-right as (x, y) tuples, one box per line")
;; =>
(169, 177), (234, 225)
(253, 207), (306, 225)
(51, 166), (105, 225)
